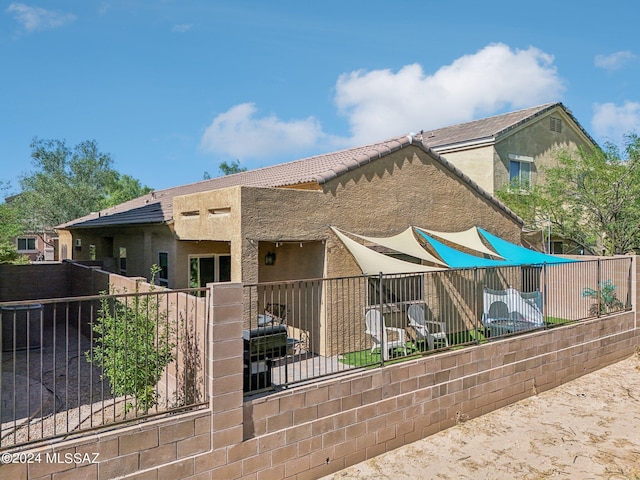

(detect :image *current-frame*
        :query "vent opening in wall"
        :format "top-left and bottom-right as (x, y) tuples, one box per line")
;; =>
(181, 210), (200, 217)
(208, 207), (231, 216)
(550, 117), (562, 133)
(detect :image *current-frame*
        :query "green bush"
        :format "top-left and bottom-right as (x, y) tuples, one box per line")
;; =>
(582, 279), (625, 316)
(86, 266), (175, 413)
(0, 241), (29, 264)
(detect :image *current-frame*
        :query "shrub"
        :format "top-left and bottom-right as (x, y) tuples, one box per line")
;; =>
(86, 265), (175, 413)
(582, 279), (625, 316)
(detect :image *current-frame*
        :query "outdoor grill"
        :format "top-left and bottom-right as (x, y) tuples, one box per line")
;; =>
(243, 324), (288, 392)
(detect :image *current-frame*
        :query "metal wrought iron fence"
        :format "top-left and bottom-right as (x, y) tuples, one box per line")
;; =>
(242, 257), (633, 394)
(0, 287), (209, 450)
(1, 257), (632, 445)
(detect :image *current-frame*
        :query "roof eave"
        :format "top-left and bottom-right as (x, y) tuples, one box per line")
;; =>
(430, 136), (495, 154)
(60, 220), (169, 230)
(314, 135), (413, 185)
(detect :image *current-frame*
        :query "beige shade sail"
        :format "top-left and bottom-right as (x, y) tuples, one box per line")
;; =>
(331, 227), (445, 275)
(414, 226), (503, 258)
(349, 227), (448, 267)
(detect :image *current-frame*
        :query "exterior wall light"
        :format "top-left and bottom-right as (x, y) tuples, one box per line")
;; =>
(264, 251), (276, 265)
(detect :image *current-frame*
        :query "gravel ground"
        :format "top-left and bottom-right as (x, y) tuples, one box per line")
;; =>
(323, 351), (640, 480)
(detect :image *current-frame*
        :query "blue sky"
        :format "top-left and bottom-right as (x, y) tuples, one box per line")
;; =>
(1, 1), (639, 191)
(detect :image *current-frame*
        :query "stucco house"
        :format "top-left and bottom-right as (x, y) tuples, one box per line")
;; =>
(56, 133), (525, 291)
(422, 102), (597, 196)
(57, 102), (596, 288)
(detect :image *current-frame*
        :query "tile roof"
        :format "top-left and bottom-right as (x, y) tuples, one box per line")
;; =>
(57, 135), (415, 228)
(419, 102), (596, 150)
(60, 102), (587, 230)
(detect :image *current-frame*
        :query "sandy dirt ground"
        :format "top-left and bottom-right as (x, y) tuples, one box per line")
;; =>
(323, 352), (640, 480)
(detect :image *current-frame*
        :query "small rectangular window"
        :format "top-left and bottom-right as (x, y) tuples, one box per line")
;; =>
(550, 117), (562, 133)
(119, 247), (127, 275)
(158, 252), (169, 286)
(368, 274), (423, 307)
(509, 160), (531, 187)
(17, 238), (36, 251)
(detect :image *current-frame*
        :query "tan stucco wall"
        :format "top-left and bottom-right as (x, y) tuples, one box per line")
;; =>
(436, 145), (495, 193)
(174, 186), (243, 283)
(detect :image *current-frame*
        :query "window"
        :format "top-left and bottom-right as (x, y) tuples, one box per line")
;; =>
(509, 160), (531, 186)
(158, 252), (169, 287)
(89, 245), (96, 261)
(550, 116), (562, 133)
(508, 154), (533, 188)
(189, 254), (231, 295)
(119, 247), (127, 275)
(17, 238), (36, 251)
(368, 275), (423, 307)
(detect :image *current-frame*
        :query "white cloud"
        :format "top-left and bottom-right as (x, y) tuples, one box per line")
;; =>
(200, 103), (329, 160)
(7, 3), (76, 32)
(591, 102), (640, 145)
(172, 24), (192, 33)
(594, 51), (636, 72)
(335, 43), (564, 144)
(200, 43), (564, 159)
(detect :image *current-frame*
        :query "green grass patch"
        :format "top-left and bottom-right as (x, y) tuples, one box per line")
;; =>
(545, 317), (574, 327)
(449, 329), (486, 345)
(339, 345), (419, 367)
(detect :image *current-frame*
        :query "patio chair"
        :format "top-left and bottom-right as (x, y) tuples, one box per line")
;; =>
(406, 303), (449, 350)
(364, 309), (407, 360)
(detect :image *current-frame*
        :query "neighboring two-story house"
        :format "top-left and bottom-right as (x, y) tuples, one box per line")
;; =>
(422, 102), (597, 195)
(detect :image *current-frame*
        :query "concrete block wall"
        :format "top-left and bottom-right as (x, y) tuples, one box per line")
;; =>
(2, 281), (638, 480)
(0, 263), (69, 301)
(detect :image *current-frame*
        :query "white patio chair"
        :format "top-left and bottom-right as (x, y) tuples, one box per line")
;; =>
(407, 303), (449, 349)
(364, 309), (407, 360)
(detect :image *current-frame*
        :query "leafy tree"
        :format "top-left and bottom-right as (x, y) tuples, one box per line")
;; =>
(496, 135), (640, 255)
(0, 241), (29, 264)
(100, 173), (152, 209)
(0, 182), (28, 264)
(218, 159), (247, 176)
(202, 159), (247, 180)
(204, 159), (247, 179)
(15, 138), (152, 242)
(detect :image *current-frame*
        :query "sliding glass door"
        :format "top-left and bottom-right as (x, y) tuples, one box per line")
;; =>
(189, 255), (231, 293)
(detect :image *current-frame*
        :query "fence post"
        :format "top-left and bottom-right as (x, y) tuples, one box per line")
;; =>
(377, 272), (385, 365)
(473, 268), (480, 344)
(208, 282), (244, 449)
(628, 257), (633, 310)
(542, 263), (548, 329)
(596, 258), (601, 318)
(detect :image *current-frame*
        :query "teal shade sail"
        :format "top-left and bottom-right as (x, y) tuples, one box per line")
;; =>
(416, 230), (513, 268)
(477, 228), (577, 265)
